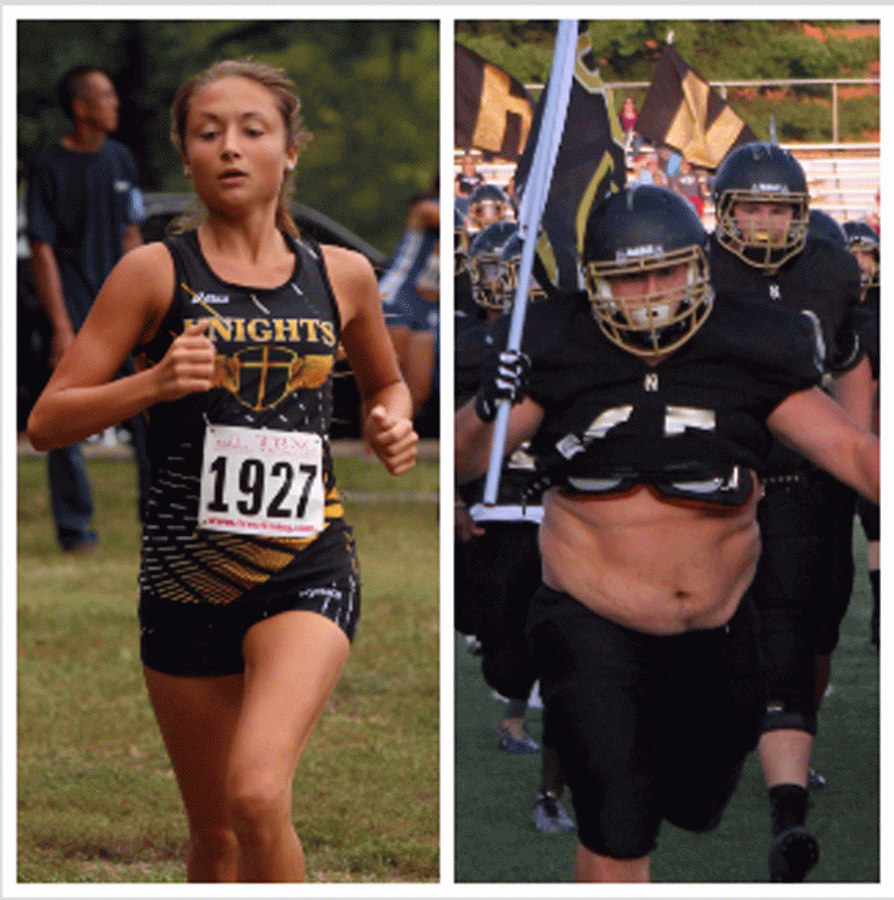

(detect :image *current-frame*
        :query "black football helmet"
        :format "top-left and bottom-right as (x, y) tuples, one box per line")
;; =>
(712, 142), (809, 270)
(497, 231), (547, 304)
(455, 206), (469, 276)
(467, 183), (510, 231)
(808, 209), (846, 249)
(842, 220), (880, 288)
(468, 220), (519, 310)
(583, 185), (714, 358)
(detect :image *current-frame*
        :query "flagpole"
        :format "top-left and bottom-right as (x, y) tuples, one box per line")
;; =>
(480, 19), (579, 506)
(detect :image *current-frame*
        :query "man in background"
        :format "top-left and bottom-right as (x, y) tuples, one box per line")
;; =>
(26, 65), (148, 552)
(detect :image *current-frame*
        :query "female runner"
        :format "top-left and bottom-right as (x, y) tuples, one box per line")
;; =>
(28, 59), (418, 883)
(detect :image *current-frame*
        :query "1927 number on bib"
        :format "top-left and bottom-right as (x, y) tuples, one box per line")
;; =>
(206, 456), (318, 518)
(198, 425), (324, 537)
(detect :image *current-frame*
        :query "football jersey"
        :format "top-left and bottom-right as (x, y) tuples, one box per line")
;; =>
(709, 233), (861, 374)
(855, 286), (879, 381)
(454, 269), (479, 339)
(710, 232), (863, 475)
(485, 291), (821, 506)
(134, 230), (346, 606)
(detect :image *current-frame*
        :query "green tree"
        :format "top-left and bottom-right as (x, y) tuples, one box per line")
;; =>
(455, 19), (878, 144)
(17, 19), (439, 254)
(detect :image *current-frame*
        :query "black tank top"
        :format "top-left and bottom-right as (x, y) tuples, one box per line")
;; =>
(134, 230), (346, 606)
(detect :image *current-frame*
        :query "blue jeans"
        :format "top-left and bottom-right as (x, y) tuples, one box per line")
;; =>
(46, 414), (150, 550)
(47, 443), (96, 550)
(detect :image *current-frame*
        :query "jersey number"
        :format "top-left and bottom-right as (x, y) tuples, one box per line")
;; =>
(584, 404), (716, 439)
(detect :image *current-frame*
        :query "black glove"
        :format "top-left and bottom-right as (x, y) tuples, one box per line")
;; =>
(473, 349), (531, 423)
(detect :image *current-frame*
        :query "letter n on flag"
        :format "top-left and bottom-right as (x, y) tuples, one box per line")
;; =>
(454, 43), (534, 161)
(636, 43), (758, 169)
(515, 21), (627, 290)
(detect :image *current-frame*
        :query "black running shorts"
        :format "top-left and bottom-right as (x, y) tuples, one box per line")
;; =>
(139, 520), (360, 676)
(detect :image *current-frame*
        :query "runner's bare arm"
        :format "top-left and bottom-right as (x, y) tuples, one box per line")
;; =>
(322, 243), (417, 474)
(27, 243), (214, 451)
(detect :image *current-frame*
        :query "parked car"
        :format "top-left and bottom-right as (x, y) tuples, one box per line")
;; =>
(17, 195), (392, 437)
(138, 193), (387, 269)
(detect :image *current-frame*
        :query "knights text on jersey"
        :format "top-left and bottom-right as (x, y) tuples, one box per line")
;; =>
(134, 230), (348, 606)
(492, 293), (821, 500)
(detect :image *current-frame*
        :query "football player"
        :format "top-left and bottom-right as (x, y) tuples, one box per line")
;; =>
(455, 218), (573, 834)
(843, 219), (880, 300)
(466, 221), (550, 314)
(808, 208), (846, 248)
(455, 184), (879, 883)
(465, 182), (512, 236)
(710, 141), (874, 881)
(467, 220), (519, 313)
(454, 205), (479, 338)
(843, 219), (880, 646)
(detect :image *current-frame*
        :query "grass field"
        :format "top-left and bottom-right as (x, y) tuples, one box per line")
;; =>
(16, 450), (439, 884)
(454, 524), (879, 884)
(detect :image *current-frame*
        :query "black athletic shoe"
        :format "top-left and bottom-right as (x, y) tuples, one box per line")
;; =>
(808, 768), (827, 790)
(769, 826), (819, 882)
(533, 792), (575, 835)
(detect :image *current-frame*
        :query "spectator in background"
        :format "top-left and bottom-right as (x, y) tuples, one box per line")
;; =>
(629, 153), (648, 185)
(658, 144), (681, 179)
(670, 158), (705, 218)
(866, 189), (880, 235)
(25, 65), (149, 552)
(618, 96), (642, 154)
(455, 151), (484, 219)
(631, 151), (666, 188)
(504, 172), (519, 217)
(379, 174), (440, 416)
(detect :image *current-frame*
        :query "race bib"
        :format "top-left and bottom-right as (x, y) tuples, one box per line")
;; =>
(198, 425), (324, 537)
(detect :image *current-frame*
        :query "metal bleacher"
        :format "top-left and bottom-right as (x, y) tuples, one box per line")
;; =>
(455, 142), (880, 229)
(790, 145), (880, 223)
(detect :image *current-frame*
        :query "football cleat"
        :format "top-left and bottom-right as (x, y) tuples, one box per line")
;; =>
(495, 720), (540, 754)
(769, 826), (819, 882)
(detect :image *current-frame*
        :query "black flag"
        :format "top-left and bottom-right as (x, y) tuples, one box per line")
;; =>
(515, 21), (627, 290)
(636, 43), (758, 169)
(454, 43), (534, 161)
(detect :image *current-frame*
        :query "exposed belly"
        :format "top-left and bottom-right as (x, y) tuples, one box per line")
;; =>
(539, 476), (762, 635)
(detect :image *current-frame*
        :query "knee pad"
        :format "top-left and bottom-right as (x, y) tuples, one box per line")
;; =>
(763, 701), (817, 736)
